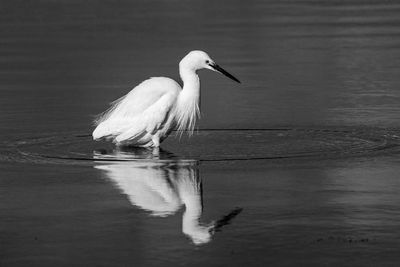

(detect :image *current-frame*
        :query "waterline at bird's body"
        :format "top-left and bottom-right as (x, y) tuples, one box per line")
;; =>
(92, 50), (240, 147)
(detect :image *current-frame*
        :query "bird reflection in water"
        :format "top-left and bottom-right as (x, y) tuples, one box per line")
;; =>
(93, 147), (242, 245)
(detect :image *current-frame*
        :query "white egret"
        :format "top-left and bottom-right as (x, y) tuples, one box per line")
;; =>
(92, 50), (240, 147)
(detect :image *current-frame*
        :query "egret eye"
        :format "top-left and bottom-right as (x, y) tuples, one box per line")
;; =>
(205, 60), (210, 64)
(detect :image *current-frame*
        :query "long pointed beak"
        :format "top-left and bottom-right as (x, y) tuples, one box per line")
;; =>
(209, 63), (241, 83)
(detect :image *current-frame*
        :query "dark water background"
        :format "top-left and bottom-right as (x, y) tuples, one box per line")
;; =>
(1, 1), (400, 266)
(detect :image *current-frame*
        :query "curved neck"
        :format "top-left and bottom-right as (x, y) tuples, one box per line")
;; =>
(175, 65), (201, 133)
(179, 66), (200, 96)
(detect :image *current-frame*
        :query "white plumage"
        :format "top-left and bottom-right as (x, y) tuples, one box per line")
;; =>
(92, 50), (240, 147)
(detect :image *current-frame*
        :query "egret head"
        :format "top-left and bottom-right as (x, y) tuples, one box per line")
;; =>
(180, 50), (241, 83)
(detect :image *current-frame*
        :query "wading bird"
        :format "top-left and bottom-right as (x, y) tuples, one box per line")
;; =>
(92, 50), (240, 147)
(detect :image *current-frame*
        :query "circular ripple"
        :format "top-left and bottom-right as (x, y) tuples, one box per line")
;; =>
(2, 128), (399, 165)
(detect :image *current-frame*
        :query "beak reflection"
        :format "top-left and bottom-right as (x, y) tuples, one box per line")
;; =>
(94, 148), (242, 245)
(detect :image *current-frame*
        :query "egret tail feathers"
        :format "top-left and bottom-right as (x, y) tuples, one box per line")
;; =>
(94, 95), (128, 126)
(92, 119), (132, 140)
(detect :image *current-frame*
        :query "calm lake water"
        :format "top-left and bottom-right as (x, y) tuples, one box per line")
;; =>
(1, 0), (400, 266)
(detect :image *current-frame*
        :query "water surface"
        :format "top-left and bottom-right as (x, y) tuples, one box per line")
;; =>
(1, 0), (400, 266)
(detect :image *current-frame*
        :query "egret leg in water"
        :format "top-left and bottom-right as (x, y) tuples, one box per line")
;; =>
(92, 50), (240, 147)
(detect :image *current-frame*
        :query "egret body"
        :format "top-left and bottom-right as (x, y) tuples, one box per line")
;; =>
(92, 50), (240, 147)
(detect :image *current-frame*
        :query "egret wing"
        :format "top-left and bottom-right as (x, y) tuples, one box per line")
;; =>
(95, 78), (177, 125)
(92, 77), (180, 141)
(115, 92), (177, 143)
